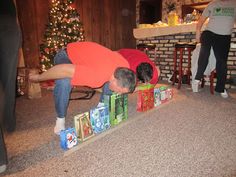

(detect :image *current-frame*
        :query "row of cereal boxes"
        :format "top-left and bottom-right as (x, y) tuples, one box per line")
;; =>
(60, 85), (173, 150)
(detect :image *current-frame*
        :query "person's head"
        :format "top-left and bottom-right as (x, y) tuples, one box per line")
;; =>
(109, 67), (136, 94)
(136, 62), (153, 83)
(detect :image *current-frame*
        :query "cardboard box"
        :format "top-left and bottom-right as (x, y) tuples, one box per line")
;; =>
(60, 127), (78, 150)
(154, 88), (161, 107)
(166, 88), (174, 100)
(103, 93), (128, 126)
(160, 86), (168, 104)
(74, 112), (94, 141)
(90, 105), (110, 134)
(154, 86), (173, 106)
(137, 84), (155, 112)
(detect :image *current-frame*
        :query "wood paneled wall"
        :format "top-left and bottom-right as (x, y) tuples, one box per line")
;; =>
(16, 0), (49, 68)
(76, 0), (136, 50)
(16, 0), (136, 67)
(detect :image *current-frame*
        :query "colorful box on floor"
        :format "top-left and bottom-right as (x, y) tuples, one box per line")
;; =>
(103, 93), (128, 126)
(60, 127), (78, 150)
(154, 86), (173, 106)
(166, 88), (174, 100)
(74, 112), (94, 141)
(90, 105), (110, 134)
(160, 86), (168, 104)
(137, 84), (155, 112)
(154, 88), (161, 107)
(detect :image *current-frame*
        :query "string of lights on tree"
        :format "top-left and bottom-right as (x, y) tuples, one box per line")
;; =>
(40, 0), (85, 71)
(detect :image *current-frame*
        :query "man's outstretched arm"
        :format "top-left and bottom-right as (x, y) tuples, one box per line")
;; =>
(29, 64), (75, 82)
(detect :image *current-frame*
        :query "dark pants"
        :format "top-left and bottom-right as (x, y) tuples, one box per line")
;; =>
(195, 30), (231, 92)
(0, 84), (7, 166)
(0, 18), (21, 132)
(0, 127), (7, 166)
(0, 17), (21, 166)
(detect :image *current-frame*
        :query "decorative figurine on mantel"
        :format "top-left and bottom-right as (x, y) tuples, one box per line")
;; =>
(164, 1), (178, 26)
(168, 11), (178, 26)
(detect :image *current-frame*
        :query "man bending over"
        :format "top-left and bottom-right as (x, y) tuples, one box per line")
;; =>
(30, 42), (136, 135)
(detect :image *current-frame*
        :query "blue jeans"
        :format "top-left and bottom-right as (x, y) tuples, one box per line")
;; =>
(53, 49), (72, 118)
(99, 82), (112, 102)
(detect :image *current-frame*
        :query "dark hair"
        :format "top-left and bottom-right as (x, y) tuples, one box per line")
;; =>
(136, 62), (153, 83)
(114, 67), (136, 93)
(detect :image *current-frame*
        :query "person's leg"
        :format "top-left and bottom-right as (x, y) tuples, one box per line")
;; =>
(54, 78), (72, 118)
(54, 49), (71, 65)
(0, 127), (7, 172)
(0, 21), (21, 132)
(212, 34), (231, 93)
(195, 31), (213, 80)
(45, 49), (72, 134)
(53, 78), (72, 134)
(192, 31), (213, 92)
(0, 2), (21, 172)
(0, 84), (7, 173)
(99, 82), (112, 103)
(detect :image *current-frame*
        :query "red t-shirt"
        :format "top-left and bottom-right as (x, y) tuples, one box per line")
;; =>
(117, 49), (158, 84)
(67, 42), (129, 88)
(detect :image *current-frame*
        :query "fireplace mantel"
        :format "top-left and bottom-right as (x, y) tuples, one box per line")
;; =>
(133, 22), (236, 39)
(133, 22), (201, 39)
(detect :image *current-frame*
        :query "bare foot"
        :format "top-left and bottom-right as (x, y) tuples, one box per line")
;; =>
(29, 74), (40, 82)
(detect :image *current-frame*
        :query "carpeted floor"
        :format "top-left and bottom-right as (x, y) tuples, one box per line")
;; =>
(1, 82), (236, 177)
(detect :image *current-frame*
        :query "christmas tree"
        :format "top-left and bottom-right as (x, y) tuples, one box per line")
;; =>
(40, 0), (85, 71)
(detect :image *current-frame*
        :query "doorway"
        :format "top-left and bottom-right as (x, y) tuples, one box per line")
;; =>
(139, 0), (162, 24)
